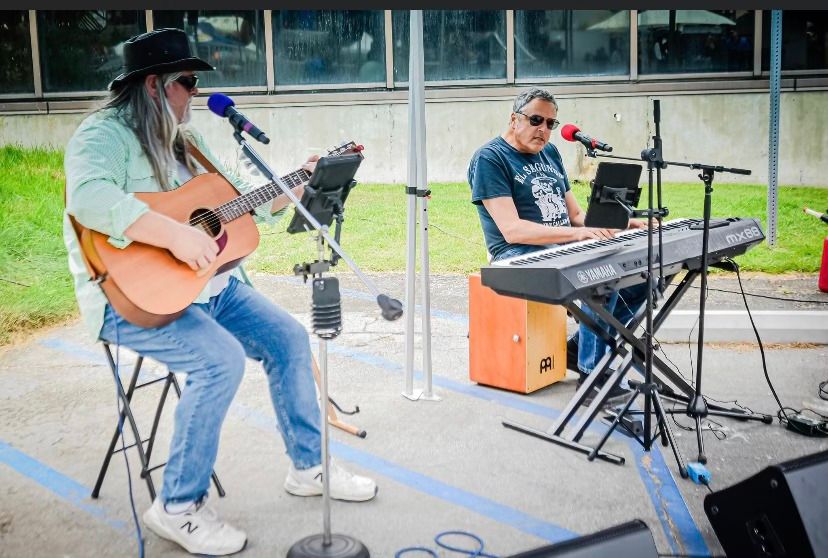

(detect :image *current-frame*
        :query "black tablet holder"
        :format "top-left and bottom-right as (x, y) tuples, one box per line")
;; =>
(584, 162), (644, 230)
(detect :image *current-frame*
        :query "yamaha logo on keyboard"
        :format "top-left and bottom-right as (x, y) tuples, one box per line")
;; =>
(577, 264), (618, 284)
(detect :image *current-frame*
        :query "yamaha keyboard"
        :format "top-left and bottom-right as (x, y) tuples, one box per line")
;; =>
(481, 217), (764, 305)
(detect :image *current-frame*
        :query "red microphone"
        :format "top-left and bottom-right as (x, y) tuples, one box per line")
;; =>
(560, 124), (613, 152)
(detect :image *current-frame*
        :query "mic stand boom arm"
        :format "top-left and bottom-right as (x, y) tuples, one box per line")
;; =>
(232, 131), (403, 322)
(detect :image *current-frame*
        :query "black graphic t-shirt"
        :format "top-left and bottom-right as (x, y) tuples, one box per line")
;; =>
(468, 136), (571, 261)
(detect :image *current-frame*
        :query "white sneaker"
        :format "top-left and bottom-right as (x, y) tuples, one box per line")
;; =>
(142, 496), (247, 556)
(284, 459), (378, 502)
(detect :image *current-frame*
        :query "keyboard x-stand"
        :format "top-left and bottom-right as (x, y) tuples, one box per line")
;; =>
(487, 219), (771, 466)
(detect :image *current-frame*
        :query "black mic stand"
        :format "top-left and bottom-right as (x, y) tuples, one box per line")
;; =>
(583, 100), (688, 476)
(585, 102), (770, 470)
(230, 130), (401, 558)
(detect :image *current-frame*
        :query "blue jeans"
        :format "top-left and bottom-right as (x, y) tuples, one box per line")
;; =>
(99, 276), (321, 505)
(492, 244), (648, 375)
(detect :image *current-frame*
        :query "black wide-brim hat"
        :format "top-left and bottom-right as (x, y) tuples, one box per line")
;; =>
(108, 28), (214, 90)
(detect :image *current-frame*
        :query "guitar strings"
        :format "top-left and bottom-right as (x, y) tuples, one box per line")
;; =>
(187, 170), (308, 230)
(188, 143), (356, 230)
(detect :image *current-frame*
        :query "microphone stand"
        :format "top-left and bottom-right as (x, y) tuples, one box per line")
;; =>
(583, 100), (687, 475)
(230, 130), (399, 558)
(585, 102), (769, 470)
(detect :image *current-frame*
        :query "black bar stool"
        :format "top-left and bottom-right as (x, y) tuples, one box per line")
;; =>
(91, 342), (225, 501)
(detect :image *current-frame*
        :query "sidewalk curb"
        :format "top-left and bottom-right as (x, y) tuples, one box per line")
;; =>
(657, 310), (828, 344)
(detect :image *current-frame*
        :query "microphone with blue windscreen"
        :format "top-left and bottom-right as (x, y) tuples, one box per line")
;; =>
(207, 93), (270, 144)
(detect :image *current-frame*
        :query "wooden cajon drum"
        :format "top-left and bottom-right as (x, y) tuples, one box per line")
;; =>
(468, 273), (567, 393)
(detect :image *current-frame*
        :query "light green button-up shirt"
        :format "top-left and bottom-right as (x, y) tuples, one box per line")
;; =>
(63, 107), (283, 338)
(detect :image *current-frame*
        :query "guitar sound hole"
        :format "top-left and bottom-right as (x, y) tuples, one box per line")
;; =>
(189, 208), (222, 238)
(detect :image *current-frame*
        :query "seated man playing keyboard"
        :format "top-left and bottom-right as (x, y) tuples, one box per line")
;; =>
(467, 87), (648, 406)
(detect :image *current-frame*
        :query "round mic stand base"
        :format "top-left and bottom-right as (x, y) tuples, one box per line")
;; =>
(287, 534), (370, 558)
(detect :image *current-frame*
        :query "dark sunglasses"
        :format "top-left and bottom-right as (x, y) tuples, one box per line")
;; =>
(516, 110), (559, 130)
(174, 74), (199, 91)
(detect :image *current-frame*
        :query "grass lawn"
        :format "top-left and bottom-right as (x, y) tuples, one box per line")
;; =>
(1, 145), (827, 345)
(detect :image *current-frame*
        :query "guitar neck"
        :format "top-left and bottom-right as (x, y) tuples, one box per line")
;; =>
(215, 168), (310, 223)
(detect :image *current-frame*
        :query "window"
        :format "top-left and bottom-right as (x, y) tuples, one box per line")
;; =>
(762, 11), (828, 71)
(152, 11), (267, 88)
(0, 11), (33, 95)
(393, 11), (506, 83)
(272, 10), (385, 86)
(638, 10), (755, 75)
(37, 11), (145, 93)
(515, 11), (630, 79)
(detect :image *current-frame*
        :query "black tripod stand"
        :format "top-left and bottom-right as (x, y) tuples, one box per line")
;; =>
(586, 100), (768, 469)
(584, 101), (687, 474)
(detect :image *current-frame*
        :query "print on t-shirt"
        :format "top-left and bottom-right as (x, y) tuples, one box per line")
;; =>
(530, 175), (567, 224)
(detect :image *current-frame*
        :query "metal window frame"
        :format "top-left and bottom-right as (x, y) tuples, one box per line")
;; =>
(516, 74), (631, 85)
(30, 10), (42, 98)
(264, 10), (275, 91)
(9, 9), (828, 105)
(506, 10), (515, 83)
(384, 10), (393, 89)
(630, 10), (638, 80)
(753, 10), (762, 76)
(638, 71), (755, 80)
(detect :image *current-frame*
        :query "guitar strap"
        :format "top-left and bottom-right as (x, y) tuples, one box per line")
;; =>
(186, 140), (220, 175)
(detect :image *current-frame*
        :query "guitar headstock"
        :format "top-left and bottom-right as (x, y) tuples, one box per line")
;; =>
(326, 141), (365, 159)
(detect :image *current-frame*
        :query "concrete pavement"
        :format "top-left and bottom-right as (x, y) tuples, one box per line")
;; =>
(1, 271), (826, 557)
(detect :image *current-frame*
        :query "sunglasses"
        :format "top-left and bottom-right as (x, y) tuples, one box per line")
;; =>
(174, 74), (199, 91)
(516, 110), (560, 130)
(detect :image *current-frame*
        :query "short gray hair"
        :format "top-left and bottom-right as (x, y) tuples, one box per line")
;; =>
(512, 88), (558, 113)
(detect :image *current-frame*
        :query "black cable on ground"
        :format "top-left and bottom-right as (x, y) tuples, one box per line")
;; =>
(688, 284), (828, 305)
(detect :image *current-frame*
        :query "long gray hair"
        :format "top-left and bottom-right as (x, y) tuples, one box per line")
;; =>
(97, 73), (196, 190)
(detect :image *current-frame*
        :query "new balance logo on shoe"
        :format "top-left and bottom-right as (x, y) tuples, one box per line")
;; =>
(180, 521), (199, 534)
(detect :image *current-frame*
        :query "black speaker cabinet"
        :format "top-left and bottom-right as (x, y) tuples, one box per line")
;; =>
(506, 520), (658, 558)
(704, 449), (828, 558)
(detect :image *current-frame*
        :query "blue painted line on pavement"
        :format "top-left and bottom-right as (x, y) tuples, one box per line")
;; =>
(40, 335), (705, 552)
(39, 337), (574, 545)
(231, 401), (575, 544)
(0, 439), (127, 533)
(628, 441), (708, 556)
(322, 343), (708, 555)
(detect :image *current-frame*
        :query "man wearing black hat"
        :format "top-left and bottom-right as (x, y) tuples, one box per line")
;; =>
(63, 28), (377, 556)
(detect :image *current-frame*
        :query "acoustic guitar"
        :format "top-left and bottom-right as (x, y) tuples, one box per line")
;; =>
(75, 141), (363, 328)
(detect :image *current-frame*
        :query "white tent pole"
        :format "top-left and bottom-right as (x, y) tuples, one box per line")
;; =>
(412, 12), (438, 402)
(402, 10), (423, 401)
(402, 10), (438, 402)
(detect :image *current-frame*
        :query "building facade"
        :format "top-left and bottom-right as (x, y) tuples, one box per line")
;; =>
(1, 10), (826, 185)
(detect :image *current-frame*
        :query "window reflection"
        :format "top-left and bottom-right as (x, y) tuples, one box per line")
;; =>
(393, 11), (506, 83)
(638, 10), (754, 74)
(273, 10), (385, 86)
(153, 11), (267, 87)
(37, 11), (145, 93)
(515, 11), (630, 78)
(762, 11), (828, 71)
(0, 11), (33, 94)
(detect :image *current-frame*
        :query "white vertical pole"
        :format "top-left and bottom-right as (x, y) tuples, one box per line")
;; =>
(403, 10), (422, 400)
(768, 10), (782, 247)
(402, 10), (438, 402)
